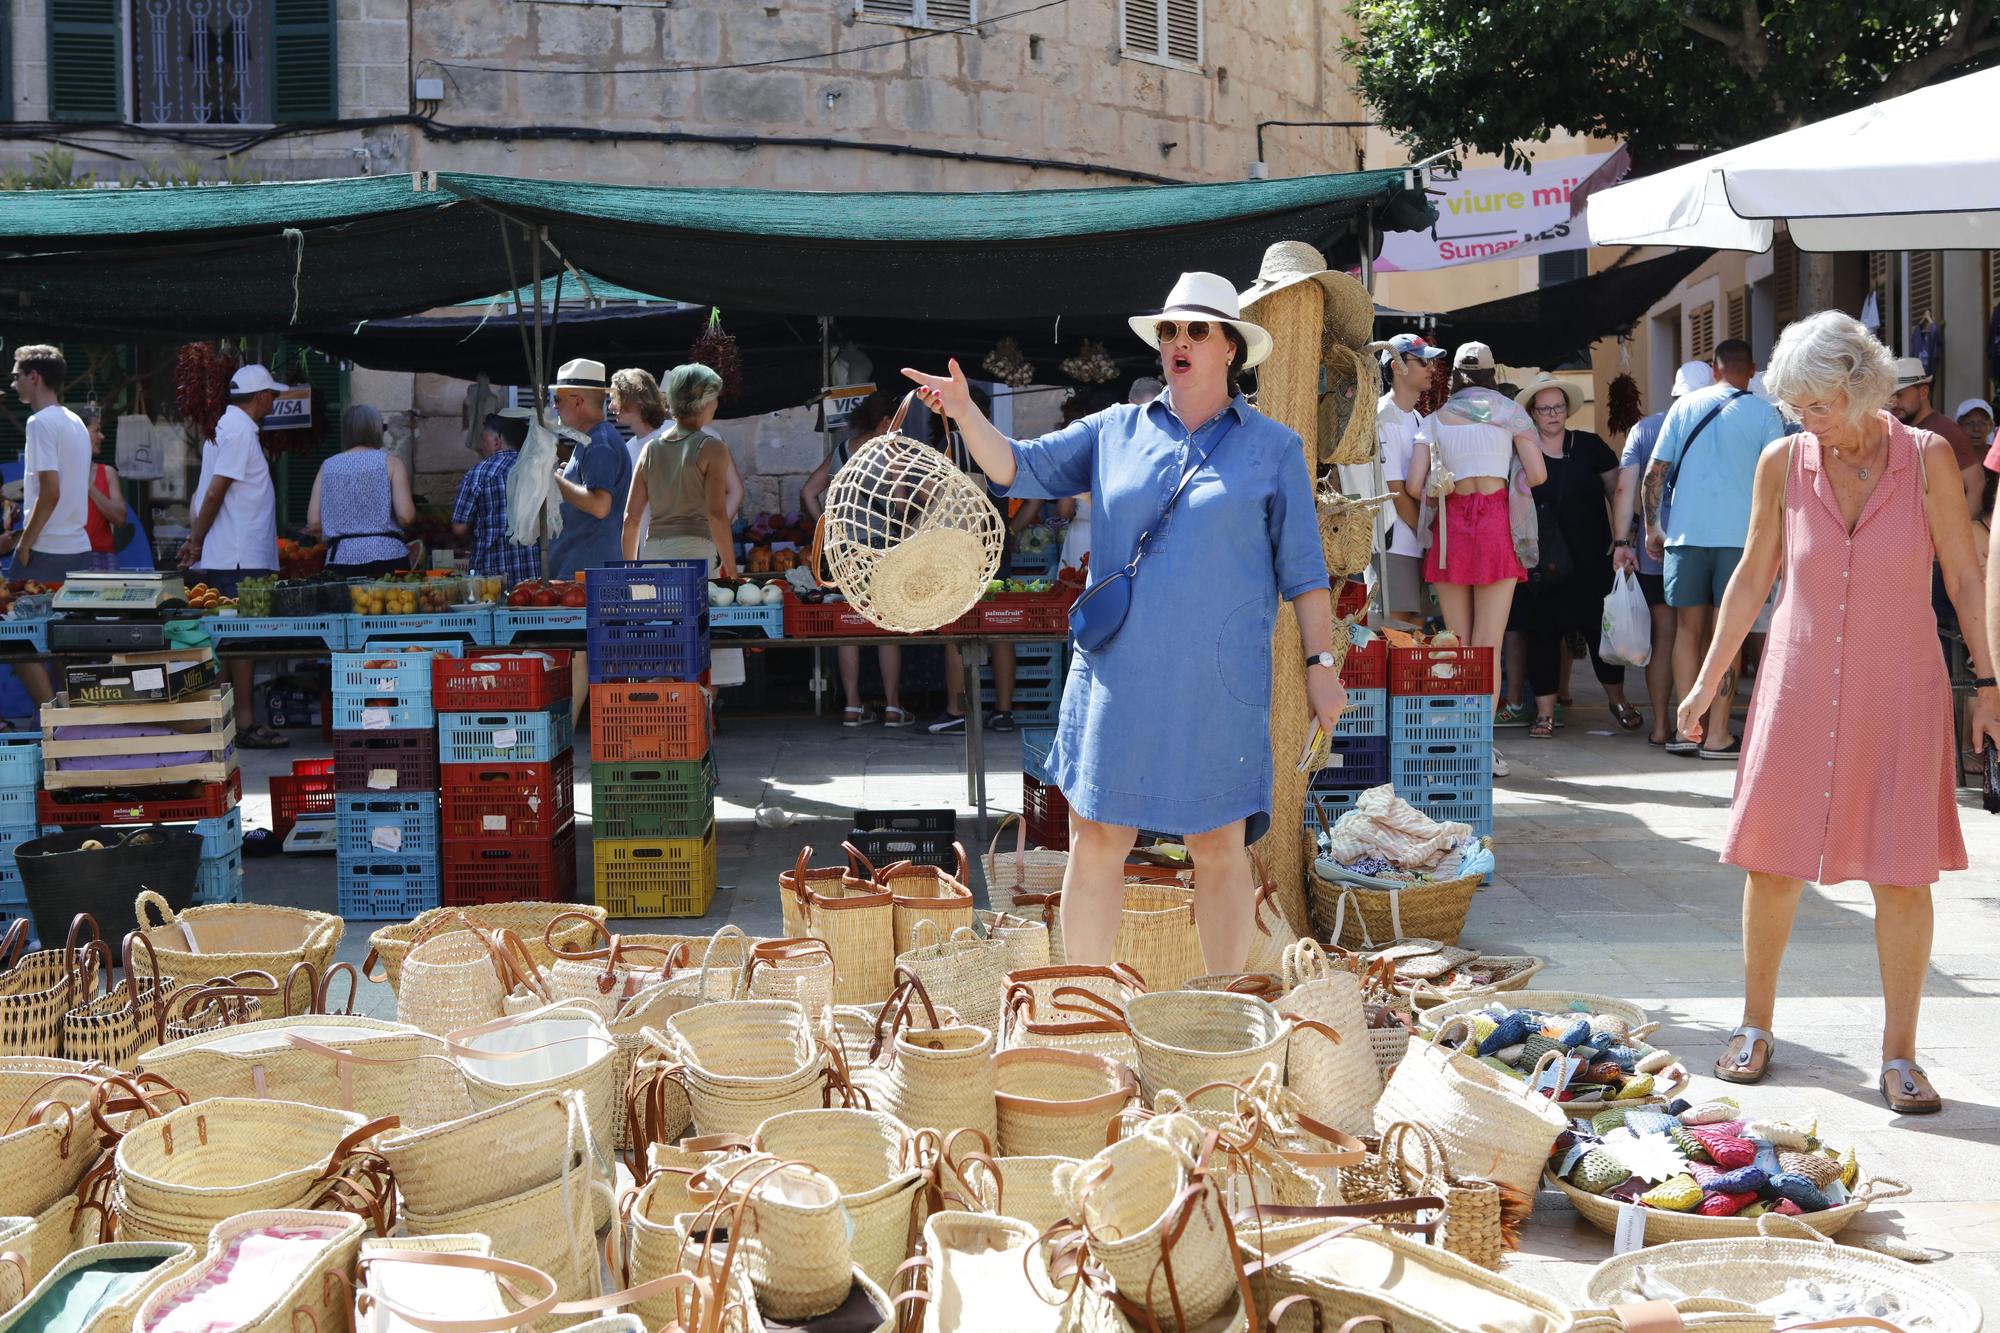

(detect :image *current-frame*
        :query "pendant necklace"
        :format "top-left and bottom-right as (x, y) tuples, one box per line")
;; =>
(1830, 442), (1882, 480)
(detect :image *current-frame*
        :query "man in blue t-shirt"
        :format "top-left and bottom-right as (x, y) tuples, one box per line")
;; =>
(1642, 339), (1787, 760)
(547, 357), (634, 579)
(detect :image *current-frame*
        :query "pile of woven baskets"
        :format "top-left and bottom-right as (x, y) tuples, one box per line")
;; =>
(0, 888), (1968, 1333)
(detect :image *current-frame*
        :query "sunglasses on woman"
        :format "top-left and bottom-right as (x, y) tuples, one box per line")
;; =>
(1154, 320), (1213, 343)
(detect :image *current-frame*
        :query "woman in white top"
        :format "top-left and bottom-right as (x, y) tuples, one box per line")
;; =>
(1404, 345), (1546, 777)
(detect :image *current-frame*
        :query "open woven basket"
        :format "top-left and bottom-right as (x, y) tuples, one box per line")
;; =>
(1549, 1167), (1909, 1244)
(1318, 344), (1379, 467)
(1308, 848), (1489, 948)
(815, 391), (1004, 632)
(1317, 482), (1389, 579)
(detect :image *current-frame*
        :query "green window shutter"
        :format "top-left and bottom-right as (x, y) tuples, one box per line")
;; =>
(272, 0), (338, 123)
(47, 0), (121, 123)
(273, 342), (347, 529)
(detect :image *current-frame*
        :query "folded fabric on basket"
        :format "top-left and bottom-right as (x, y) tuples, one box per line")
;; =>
(1321, 783), (1474, 869)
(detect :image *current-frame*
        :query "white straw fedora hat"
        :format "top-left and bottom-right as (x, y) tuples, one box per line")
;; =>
(1129, 272), (1274, 370)
(1514, 375), (1584, 418)
(552, 357), (610, 392)
(1238, 241), (1374, 350)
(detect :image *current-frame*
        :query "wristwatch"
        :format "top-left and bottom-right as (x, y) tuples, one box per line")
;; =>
(1613, 540), (1632, 548)
(1975, 676), (1998, 689)
(1307, 652), (1339, 671)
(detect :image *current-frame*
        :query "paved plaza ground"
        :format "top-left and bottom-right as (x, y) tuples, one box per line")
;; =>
(236, 678), (2000, 1313)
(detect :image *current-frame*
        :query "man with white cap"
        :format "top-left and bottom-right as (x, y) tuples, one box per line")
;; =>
(181, 362), (288, 748)
(1889, 357), (1981, 519)
(1375, 332), (1447, 629)
(1955, 397), (1993, 454)
(546, 358), (633, 580)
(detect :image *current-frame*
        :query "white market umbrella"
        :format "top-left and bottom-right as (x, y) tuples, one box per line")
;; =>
(1587, 66), (2000, 251)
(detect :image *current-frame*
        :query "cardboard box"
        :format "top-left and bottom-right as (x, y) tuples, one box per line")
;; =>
(63, 649), (222, 705)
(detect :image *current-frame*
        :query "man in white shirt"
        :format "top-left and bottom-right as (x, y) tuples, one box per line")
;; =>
(2, 345), (97, 705)
(1375, 332), (1446, 629)
(179, 363), (287, 747)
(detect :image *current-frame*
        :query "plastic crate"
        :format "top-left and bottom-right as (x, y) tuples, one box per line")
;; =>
(1021, 726), (1057, 784)
(1390, 694), (1495, 748)
(1406, 786), (1495, 839)
(1307, 736), (1390, 791)
(334, 647), (445, 701)
(206, 615), (349, 651)
(586, 617), (710, 684)
(585, 560), (708, 621)
(1390, 739), (1491, 791)
(0, 618), (50, 654)
(1003, 701), (1062, 727)
(977, 595), (1071, 635)
(1335, 578), (1370, 621)
(782, 596), (886, 638)
(437, 708), (574, 764)
(1340, 637), (1387, 690)
(270, 773), (339, 839)
(488, 607), (588, 645)
(350, 610), (490, 648)
(1023, 776), (1069, 851)
(0, 734), (42, 789)
(1390, 644), (1495, 697)
(332, 695), (435, 731)
(854, 809), (956, 835)
(709, 601), (784, 639)
(336, 859), (441, 920)
(440, 753), (577, 840)
(1303, 789), (1364, 842)
(589, 682), (710, 763)
(592, 826), (717, 918)
(0, 788), (37, 831)
(432, 651), (571, 712)
(38, 770), (242, 827)
(849, 830), (959, 873)
(194, 848), (244, 905)
(333, 730), (438, 794)
(442, 827), (578, 906)
(0, 824), (36, 871)
(981, 682), (1060, 709)
(188, 808), (244, 859)
(986, 655), (1065, 688)
(335, 793), (440, 860)
(1333, 688), (1387, 738)
(591, 755), (717, 840)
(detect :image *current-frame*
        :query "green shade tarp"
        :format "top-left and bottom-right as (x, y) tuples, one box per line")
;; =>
(0, 168), (1434, 338)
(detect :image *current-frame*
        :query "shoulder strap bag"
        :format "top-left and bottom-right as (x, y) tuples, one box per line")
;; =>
(1068, 414), (1238, 652)
(1659, 388), (1750, 535)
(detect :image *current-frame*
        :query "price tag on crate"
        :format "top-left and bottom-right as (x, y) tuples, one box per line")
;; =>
(483, 815), (508, 833)
(374, 676), (397, 692)
(370, 825), (403, 853)
(493, 727), (519, 750)
(368, 768), (397, 791)
(361, 706), (391, 731)
(630, 583), (656, 601)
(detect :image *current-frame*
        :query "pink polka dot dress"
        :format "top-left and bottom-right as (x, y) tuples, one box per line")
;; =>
(1722, 415), (1967, 887)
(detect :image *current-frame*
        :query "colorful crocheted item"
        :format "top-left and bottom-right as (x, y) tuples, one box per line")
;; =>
(1665, 1098), (1692, 1117)
(1585, 1059), (1626, 1086)
(1557, 1017), (1593, 1047)
(1621, 1110), (1677, 1137)
(1637, 1049), (1678, 1076)
(1469, 1014), (1500, 1045)
(1478, 1056), (1518, 1077)
(1696, 1190), (1757, 1218)
(1745, 1119), (1811, 1150)
(1839, 1146), (1859, 1188)
(1686, 1160), (1723, 1187)
(1767, 1173), (1832, 1213)
(1669, 1126), (1710, 1163)
(1703, 1166), (1769, 1195)
(1572, 1149), (1631, 1195)
(1491, 1043), (1527, 1065)
(1590, 1109), (1628, 1136)
(1770, 1199), (1805, 1217)
(1478, 1012), (1535, 1056)
(1678, 1100), (1739, 1126)
(1640, 1173), (1703, 1212)
(1690, 1131), (1756, 1169)
(1592, 1015), (1631, 1039)
(1613, 1073), (1656, 1101)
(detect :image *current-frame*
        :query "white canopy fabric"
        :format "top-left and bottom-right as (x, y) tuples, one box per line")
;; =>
(1587, 67), (2000, 252)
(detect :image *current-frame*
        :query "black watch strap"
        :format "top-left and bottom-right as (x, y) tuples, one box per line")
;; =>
(1975, 675), (1998, 688)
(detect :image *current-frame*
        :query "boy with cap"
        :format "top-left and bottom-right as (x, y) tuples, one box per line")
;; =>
(1376, 332), (1446, 629)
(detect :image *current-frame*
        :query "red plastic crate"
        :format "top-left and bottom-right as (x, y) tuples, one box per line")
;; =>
(978, 594), (1070, 636)
(1023, 776), (1070, 851)
(1341, 637), (1387, 690)
(439, 753), (577, 840)
(432, 650), (572, 712)
(333, 730), (439, 794)
(39, 769), (243, 827)
(442, 827), (578, 905)
(292, 758), (335, 777)
(269, 773), (338, 839)
(1335, 578), (1370, 621)
(782, 595), (886, 638)
(1389, 643), (1496, 697)
(589, 682), (710, 763)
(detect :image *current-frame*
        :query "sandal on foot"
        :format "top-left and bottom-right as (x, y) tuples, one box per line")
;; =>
(1612, 702), (1645, 732)
(1715, 1025), (1774, 1084)
(841, 707), (877, 727)
(1880, 1059), (1942, 1115)
(1528, 716), (1556, 739)
(882, 707), (916, 728)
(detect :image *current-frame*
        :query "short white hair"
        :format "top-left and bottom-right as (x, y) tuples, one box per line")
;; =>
(1763, 310), (1895, 430)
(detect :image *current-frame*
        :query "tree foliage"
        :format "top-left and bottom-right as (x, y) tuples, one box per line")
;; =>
(1345, 2), (2000, 166)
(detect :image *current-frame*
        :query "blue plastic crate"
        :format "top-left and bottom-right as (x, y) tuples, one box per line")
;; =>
(586, 560), (707, 621)
(709, 600), (784, 638)
(333, 647), (447, 701)
(336, 859), (441, 920)
(1405, 785), (1495, 839)
(1391, 693), (1494, 748)
(351, 609), (491, 648)
(488, 607), (588, 645)
(0, 734), (41, 789)
(206, 615), (349, 651)
(1334, 688), (1387, 738)
(332, 695), (435, 731)
(1304, 789), (1364, 842)
(587, 617), (710, 684)
(0, 618), (50, 654)
(1021, 726), (1058, 783)
(191, 808), (244, 859)
(982, 681), (1061, 708)
(335, 793), (440, 860)
(194, 848), (244, 905)
(0, 788), (37, 831)
(1004, 702), (1061, 726)
(1308, 735), (1390, 791)
(1391, 739), (1491, 791)
(437, 708), (575, 764)
(0, 825), (35, 873)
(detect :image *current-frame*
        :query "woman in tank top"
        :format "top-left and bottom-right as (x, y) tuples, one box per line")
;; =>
(619, 363), (739, 577)
(306, 405), (416, 576)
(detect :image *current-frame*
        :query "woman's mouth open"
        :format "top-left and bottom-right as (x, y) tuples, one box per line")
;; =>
(1168, 351), (1193, 375)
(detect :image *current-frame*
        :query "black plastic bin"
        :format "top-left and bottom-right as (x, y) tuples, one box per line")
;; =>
(15, 826), (201, 949)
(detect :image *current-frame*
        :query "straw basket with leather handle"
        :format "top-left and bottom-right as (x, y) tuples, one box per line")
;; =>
(1318, 345), (1379, 467)
(1001, 963), (1146, 1065)
(364, 903), (604, 993)
(0, 916), (103, 1058)
(752, 1107), (929, 1293)
(397, 916), (549, 1038)
(815, 391), (1005, 633)
(779, 845), (894, 1006)
(1308, 849), (1489, 949)
(132, 891), (340, 1017)
(876, 846), (976, 955)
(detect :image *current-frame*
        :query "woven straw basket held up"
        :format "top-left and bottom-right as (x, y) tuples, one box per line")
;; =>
(816, 391), (1005, 632)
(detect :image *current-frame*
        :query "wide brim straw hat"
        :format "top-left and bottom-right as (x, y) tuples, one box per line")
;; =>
(1514, 375), (1584, 419)
(1129, 270), (1275, 370)
(553, 358), (610, 392)
(1239, 240), (1375, 351)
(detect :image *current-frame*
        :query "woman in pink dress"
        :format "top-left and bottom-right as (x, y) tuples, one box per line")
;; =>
(1679, 311), (2000, 1115)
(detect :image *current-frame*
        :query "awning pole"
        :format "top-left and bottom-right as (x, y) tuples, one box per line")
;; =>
(1359, 209), (1376, 292)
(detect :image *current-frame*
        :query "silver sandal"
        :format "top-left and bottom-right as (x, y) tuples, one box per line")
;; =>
(1880, 1059), (1942, 1115)
(1714, 1025), (1774, 1084)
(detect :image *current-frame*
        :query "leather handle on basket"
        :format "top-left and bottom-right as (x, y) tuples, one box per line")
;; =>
(841, 840), (879, 883)
(543, 909), (616, 961)
(1045, 985), (1132, 1033)
(316, 962), (359, 1016)
(0, 919), (26, 974)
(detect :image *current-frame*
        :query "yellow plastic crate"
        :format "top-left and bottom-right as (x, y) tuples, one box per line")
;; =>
(591, 825), (717, 918)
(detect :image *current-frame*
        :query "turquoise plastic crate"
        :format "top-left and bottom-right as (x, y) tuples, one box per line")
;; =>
(1404, 785), (1494, 840)
(1390, 694), (1494, 748)
(332, 695), (435, 730)
(709, 601), (784, 638)
(488, 607), (587, 645)
(1021, 726), (1057, 783)
(192, 809), (244, 859)
(1304, 789), (1363, 842)
(194, 848), (244, 905)
(0, 788), (37, 831)
(335, 793), (440, 859)
(1391, 740), (1490, 792)
(0, 734), (41, 789)
(333, 647), (446, 700)
(1334, 688), (1387, 738)
(437, 708), (574, 764)
(982, 682), (1061, 708)
(336, 858), (440, 920)
(0, 825), (35, 874)
(0, 618), (50, 654)
(206, 615), (348, 651)
(351, 609), (492, 647)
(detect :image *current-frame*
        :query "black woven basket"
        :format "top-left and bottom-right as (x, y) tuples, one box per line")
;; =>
(15, 826), (201, 949)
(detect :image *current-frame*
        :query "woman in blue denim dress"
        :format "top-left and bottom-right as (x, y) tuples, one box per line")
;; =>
(905, 271), (1346, 974)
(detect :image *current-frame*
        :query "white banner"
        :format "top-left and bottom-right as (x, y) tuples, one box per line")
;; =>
(1381, 151), (1620, 272)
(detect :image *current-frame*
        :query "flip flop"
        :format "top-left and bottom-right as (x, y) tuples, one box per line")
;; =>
(1528, 716), (1556, 739)
(1714, 1025), (1774, 1084)
(1612, 702), (1645, 732)
(1880, 1059), (1942, 1115)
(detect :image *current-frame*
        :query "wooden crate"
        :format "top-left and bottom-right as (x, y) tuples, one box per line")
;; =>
(40, 687), (238, 789)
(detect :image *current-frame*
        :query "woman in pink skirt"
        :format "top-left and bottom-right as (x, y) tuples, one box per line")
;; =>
(1679, 311), (2000, 1114)
(1404, 342), (1547, 779)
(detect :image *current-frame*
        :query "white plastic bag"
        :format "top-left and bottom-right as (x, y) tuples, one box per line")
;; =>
(115, 415), (162, 478)
(1599, 570), (1651, 668)
(505, 412), (564, 549)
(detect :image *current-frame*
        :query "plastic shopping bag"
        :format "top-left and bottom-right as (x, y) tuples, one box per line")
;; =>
(1599, 570), (1651, 668)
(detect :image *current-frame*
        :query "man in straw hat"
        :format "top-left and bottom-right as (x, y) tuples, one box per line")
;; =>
(1888, 357), (1983, 519)
(547, 357), (633, 580)
(902, 271), (1346, 975)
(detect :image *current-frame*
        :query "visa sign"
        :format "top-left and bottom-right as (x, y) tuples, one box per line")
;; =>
(1379, 150), (1618, 272)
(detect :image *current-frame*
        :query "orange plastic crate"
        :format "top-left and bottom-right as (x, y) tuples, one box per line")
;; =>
(588, 682), (710, 762)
